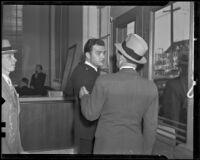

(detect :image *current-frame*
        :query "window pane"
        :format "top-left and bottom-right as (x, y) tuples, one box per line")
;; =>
(127, 21), (135, 35)
(173, 2), (190, 42)
(154, 5), (171, 79)
(2, 5), (23, 85)
(153, 2), (191, 145)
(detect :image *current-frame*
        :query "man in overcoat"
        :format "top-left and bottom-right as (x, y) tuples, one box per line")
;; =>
(1, 39), (25, 153)
(65, 38), (105, 154)
(79, 34), (159, 154)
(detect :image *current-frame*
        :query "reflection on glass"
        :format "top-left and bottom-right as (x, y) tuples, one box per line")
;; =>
(153, 2), (190, 144)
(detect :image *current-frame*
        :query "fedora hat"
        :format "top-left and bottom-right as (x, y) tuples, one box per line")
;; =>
(2, 39), (17, 54)
(115, 34), (148, 64)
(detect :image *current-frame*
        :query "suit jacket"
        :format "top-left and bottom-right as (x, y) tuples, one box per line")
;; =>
(162, 76), (187, 124)
(65, 62), (100, 140)
(2, 77), (23, 154)
(80, 69), (159, 154)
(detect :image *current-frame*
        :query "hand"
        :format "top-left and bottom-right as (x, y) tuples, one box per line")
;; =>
(79, 86), (89, 98)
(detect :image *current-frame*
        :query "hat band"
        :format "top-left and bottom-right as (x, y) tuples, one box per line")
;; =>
(2, 46), (13, 51)
(122, 41), (142, 61)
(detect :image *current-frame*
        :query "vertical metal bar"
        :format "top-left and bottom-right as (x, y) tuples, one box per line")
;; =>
(87, 6), (90, 39)
(99, 7), (101, 38)
(16, 5), (18, 47)
(148, 11), (155, 80)
(186, 1), (194, 151)
(171, 3), (174, 45)
(59, 6), (62, 81)
(170, 3), (174, 68)
(107, 6), (110, 72)
(49, 5), (52, 87)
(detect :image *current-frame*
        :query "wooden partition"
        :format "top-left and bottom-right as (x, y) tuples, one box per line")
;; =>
(19, 97), (75, 151)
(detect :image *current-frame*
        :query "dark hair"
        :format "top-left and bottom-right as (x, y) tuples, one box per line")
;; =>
(84, 38), (105, 54)
(22, 77), (29, 85)
(36, 64), (43, 70)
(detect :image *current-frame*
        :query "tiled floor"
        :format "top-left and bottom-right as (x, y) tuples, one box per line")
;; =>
(153, 135), (193, 159)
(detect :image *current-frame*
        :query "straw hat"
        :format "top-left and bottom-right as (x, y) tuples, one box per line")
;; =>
(115, 34), (148, 64)
(2, 39), (17, 54)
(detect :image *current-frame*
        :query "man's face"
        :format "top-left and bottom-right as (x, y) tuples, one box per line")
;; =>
(2, 53), (17, 74)
(36, 65), (41, 73)
(87, 44), (106, 67)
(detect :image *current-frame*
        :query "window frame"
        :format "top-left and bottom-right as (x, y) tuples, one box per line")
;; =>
(149, 2), (194, 151)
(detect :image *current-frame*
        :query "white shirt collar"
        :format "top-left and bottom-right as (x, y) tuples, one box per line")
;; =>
(120, 66), (136, 70)
(2, 73), (12, 86)
(85, 60), (98, 72)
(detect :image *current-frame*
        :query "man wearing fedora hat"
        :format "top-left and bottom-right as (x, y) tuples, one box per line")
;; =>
(2, 39), (26, 153)
(79, 34), (158, 154)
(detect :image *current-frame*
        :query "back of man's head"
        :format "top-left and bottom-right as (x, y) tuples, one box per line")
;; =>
(117, 50), (139, 69)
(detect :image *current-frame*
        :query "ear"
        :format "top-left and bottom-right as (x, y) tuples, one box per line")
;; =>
(118, 55), (125, 67)
(85, 52), (91, 59)
(120, 54), (126, 62)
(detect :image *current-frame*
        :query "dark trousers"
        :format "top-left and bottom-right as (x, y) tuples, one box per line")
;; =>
(78, 138), (94, 154)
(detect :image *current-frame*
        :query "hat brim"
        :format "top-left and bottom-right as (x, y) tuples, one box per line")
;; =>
(115, 43), (146, 64)
(2, 49), (17, 54)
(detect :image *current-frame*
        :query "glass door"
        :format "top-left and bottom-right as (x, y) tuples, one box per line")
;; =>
(150, 2), (193, 152)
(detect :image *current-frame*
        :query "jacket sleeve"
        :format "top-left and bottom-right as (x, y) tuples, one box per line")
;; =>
(30, 74), (34, 88)
(2, 98), (12, 154)
(41, 73), (46, 86)
(2, 91), (24, 154)
(80, 77), (106, 121)
(143, 86), (159, 154)
(64, 73), (74, 97)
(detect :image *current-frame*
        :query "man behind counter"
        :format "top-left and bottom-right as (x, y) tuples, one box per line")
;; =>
(30, 64), (46, 95)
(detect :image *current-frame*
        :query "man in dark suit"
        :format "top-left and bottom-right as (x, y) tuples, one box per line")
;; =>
(80, 34), (159, 154)
(65, 38), (106, 154)
(1, 39), (28, 154)
(30, 64), (46, 95)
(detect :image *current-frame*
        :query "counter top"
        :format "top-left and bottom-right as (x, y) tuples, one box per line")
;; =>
(19, 96), (75, 102)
